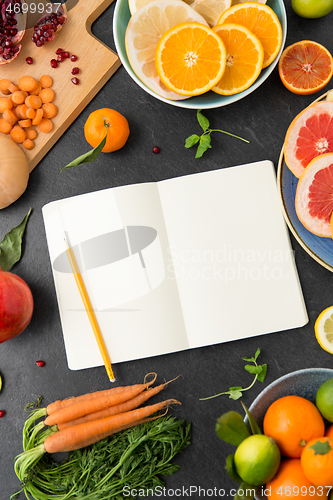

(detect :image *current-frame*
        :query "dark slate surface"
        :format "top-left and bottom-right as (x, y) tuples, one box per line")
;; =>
(1, 1), (333, 498)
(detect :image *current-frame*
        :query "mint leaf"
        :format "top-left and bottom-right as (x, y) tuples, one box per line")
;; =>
(61, 135), (107, 171)
(242, 356), (255, 362)
(197, 109), (210, 131)
(229, 390), (243, 400)
(0, 208), (31, 271)
(254, 348), (261, 360)
(257, 364), (267, 382)
(185, 134), (200, 148)
(244, 365), (263, 375)
(195, 134), (211, 158)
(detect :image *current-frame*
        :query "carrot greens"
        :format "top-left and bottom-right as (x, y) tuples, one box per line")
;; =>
(12, 416), (191, 500)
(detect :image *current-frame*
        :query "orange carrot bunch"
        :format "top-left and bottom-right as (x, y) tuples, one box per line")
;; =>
(19, 373), (181, 461)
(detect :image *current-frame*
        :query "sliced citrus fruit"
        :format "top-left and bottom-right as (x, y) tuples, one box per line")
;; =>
(125, 0), (208, 100)
(191, 0), (231, 27)
(284, 101), (333, 178)
(212, 23), (263, 95)
(295, 153), (333, 237)
(217, 2), (283, 68)
(232, 0), (267, 3)
(128, 0), (154, 15)
(155, 22), (227, 96)
(279, 41), (333, 95)
(315, 305), (333, 354)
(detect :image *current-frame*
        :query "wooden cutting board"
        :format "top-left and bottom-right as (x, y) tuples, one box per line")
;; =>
(2, 0), (121, 172)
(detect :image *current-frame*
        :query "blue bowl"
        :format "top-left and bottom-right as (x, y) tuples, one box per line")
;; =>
(113, 0), (287, 109)
(248, 368), (333, 500)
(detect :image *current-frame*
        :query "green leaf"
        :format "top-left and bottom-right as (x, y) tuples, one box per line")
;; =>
(225, 454), (243, 483)
(257, 364), (267, 383)
(240, 402), (262, 435)
(195, 134), (212, 158)
(197, 109), (210, 131)
(0, 208), (31, 272)
(229, 390), (243, 400)
(216, 411), (251, 445)
(185, 134), (200, 148)
(309, 439), (332, 455)
(242, 356), (255, 362)
(61, 134), (107, 171)
(254, 348), (261, 360)
(244, 365), (263, 375)
(234, 483), (257, 500)
(229, 386), (243, 391)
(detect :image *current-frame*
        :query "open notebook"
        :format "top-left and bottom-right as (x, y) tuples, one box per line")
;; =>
(42, 160), (308, 370)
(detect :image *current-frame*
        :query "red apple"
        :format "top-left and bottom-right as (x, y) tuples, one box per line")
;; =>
(0, 267), (34, 343)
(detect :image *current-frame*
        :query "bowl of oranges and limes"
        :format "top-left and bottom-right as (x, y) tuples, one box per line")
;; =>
(113, 0), (287, 109)
(246, 368), (333, 500)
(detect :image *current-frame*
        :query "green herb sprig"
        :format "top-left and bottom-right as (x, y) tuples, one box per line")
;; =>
(0, 208), (31, 272)
(61, 119), (109, 172)
(185, 109), (249, 158)
(200, 348), (267, 401)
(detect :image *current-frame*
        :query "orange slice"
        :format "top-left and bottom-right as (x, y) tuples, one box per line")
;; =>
(279, 41), (333, 95)
(125, 0), (208, 101)
(212, 23), (264, 95)
(217, 2), (283, 68)
(155, 22), (227, 96)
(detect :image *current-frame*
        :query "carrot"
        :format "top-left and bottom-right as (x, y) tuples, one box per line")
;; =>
(25, 128), (37, 140)
(38, 117), (53, 133)
(44, 379), (158, 426)
(11, 91), (26, 105)
(0, 78), (12, 94)
(57, 381), (168, 430)
(42, 103), (58, 119)
(44, 399), (180, 453)
(25, 95), (42, 110)
(8, 83), (19, 93)
(18, 76), (39, 93)
(23, 139), (35, 150)
(0, 118), (12, 134)
(39, 88), (55, 103)
(0, 97), (13, 113)
(3, 109), (18, 125)
(26, 108), (36, 120)
(40, 75), (53, 88)
(46, 372), (157, 415)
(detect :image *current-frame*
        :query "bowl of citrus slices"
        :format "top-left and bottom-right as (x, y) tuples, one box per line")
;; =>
(113, 0), (287, 108)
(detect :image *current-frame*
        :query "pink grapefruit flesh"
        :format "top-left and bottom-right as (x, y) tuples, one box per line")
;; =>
(284, 101), (333, 178)
(295, 153), (333, 237)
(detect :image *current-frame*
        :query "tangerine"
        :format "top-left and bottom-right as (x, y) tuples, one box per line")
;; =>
(263, 395), (325, 458)
(84, 108), (130, 153)
(267, 458), (321, 500)
(301, 437), (333, 487)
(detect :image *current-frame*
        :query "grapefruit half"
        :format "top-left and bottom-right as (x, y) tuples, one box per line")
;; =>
(284, 101), (333, 178)
(295, 153), (333, 237)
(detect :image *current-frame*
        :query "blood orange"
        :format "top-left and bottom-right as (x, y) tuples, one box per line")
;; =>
(279, 41), (333, 95)
(295, 153), (333, 237)
(284, 101), (333, 178)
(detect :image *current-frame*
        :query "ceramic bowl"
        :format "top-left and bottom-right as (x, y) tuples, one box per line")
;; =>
(248, 368), (333, 500)
(112, 0), (287, 109)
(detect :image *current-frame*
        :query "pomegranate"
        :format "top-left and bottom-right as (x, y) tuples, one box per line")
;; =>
(0, 267), (33, 343)
(32, 3), (67, 47)
(0, 0), (27, 65)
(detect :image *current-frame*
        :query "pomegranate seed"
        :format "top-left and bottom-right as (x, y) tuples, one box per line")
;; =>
(26, 57), (33, 64)
(152, 146), (160, 154)
(56, 48), (63, 54)
(71, 54), (78, 62)
(57, 52), (65, 62)
(63, 51), (70, 58)
(50, 59), (58, 68)
(0, 411), (5, 418)
(71, 77), (79, 85)
(72, 67), (79, 75)
(36, 360), (45, 367)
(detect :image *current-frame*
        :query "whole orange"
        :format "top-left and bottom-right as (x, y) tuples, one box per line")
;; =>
(84, 108), (130, 153)
(301, 437), (333, 487)
(267, 458), (321, 500)
(263, 395), (325, 458)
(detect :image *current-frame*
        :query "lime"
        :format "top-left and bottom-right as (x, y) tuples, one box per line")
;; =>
(316, 378), (333, 422)
(314, 306), (333, 354)
(234, 434), (281, 486)
(291, 0), (333, 18)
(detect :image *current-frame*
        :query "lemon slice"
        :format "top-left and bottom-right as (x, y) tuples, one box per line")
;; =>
(191, 0), (231, 27)
(125, 0), (208, 100)
(315, 305), (333, 354)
